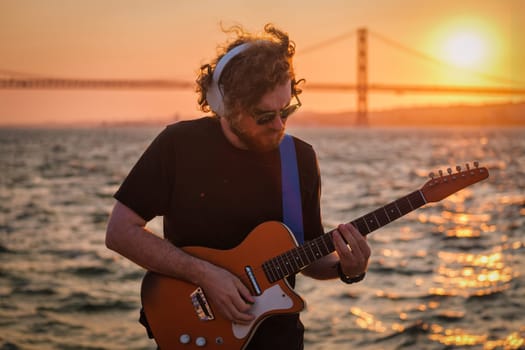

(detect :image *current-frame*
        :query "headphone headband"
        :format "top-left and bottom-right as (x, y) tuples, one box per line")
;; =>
(206, 42), (253, 116)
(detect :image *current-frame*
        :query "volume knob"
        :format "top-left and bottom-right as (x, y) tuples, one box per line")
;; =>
(196, 337), (207, 347)
(179, 334), (191, 344)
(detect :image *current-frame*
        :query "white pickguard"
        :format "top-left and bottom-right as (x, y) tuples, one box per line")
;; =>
(232, 284), (294, 339)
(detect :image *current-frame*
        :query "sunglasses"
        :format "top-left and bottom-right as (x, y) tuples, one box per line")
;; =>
(251, 93), (302, 126)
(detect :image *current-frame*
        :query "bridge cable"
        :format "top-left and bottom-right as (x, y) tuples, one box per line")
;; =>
(297, 30), (355, 56)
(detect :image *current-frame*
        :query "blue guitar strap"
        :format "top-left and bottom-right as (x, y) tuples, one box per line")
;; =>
(279, 134), (304, 244)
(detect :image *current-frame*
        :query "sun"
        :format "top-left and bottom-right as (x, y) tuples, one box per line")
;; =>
(442, 31), (488, 69)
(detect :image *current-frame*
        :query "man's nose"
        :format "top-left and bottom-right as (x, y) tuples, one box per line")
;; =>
(269, 114), (285, 130)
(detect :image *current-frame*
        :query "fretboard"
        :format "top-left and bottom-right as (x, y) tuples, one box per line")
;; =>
(262, 190), (427, 283)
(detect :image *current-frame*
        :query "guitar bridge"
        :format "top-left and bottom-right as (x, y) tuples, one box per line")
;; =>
(190, 287), (215, 321)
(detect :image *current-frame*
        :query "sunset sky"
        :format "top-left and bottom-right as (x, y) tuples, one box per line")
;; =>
(1, 0), (524, 126)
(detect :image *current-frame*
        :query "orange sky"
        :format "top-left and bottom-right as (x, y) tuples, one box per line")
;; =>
(0, 0), (524, 126)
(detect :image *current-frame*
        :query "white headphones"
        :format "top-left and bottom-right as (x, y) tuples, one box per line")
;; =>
(206, 42), (253, 116)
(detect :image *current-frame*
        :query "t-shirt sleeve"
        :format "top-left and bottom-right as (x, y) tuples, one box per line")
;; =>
(114, 127), (174, 222)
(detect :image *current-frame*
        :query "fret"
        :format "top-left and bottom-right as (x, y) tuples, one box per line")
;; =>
(268, 259), (281, 281)
(361, 216), (372, 233)
(262, 262), (271, 282)
(317, 238), (329, 256)
(309, 241), (323, 260)
(418, 190), (427, 205)
(278, 257), (288, 278)
(278, 256), (289, 278)
(363, 213), (380, 232)
(304, 242), (316, 263)
(299, 247), (310, 268)
(396, 195), (413, 215)
(264, 260), (279, 283)
(407, 190), (426, 209)
(374, 207), (390, 226)
(393, 200), (404, 216)
(273, 256), (287, 279)
(263, 261), (275, 282)
(277, 253), (293, 276)
(323, 234), (335, 252)
(384, 202), (402, 221)
(353, 217), (369, 235)
(280, 252), (292, 274)
(316, 236), (331, 256)
(318, 236), (330, 254)
(285, 251), (298, 273)
(286, 250), (301, 271)
(291, 247), (306, 269)
(297, 246), (309, 266)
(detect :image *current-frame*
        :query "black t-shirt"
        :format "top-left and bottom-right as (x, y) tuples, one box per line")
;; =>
(115, 117), (324, 349)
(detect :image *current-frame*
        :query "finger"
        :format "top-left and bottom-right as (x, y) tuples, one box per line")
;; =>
(342, 228), (363, 259)
(230, 280), (256, 323)
(340, 224), (370, 259)
(337, 224), (361, 256)
(229, 297), (255, 324)
(347, 223), (370, 256)
(337, 224), (370, 274)
(215, 292), (254, 325)
(230, 292), (253, 314)
(236, 279), (255, 305)
(230, 307), (255, 324)
(332, 228), (352, 258)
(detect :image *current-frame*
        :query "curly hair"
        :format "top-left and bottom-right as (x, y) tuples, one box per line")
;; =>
(196, 24), (303, 118)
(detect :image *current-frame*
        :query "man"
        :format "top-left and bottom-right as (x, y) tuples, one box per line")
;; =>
(106, 24), (370, 349)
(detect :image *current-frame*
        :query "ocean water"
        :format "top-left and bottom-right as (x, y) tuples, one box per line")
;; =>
(0, 125), (524, 350)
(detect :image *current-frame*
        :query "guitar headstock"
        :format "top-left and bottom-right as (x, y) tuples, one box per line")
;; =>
(421, 161), (489, 203)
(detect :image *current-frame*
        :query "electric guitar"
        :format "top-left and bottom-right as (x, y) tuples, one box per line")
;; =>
(141, 162), (489, 349)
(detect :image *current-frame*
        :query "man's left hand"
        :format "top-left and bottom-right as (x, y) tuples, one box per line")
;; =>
(332, 223), (371, 277)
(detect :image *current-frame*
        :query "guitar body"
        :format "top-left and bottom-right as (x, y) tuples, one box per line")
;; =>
(141, 221), (305, 350)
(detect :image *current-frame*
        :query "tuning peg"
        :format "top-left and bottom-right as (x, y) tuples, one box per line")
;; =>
(439, 169), (443, 177)
(447, 168), (452, 175)
(474, 161), (479, 168)
(429, 172), (435, 179)
(456, 165), (462, 173)
(466, 163), (470, 171)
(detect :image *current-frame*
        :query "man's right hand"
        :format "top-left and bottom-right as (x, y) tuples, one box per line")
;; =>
(197, 263), (256, 325)
(106, 202), (256, 325)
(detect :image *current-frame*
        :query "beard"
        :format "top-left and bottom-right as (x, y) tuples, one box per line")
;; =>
(228, 116), (285, 153)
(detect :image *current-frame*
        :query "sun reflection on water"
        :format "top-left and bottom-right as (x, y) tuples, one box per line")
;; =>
(359, 179), (524, 349)
(431, 250), (515, 297)
(428, 328), (525, 350)
(484, 331), (525, 350)
(350, 307), (388, 333)
(428, 328), (487, 347)
(351, 298), (525, 349)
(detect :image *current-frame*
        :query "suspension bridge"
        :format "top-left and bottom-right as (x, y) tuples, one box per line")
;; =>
(1, 28), (524, 125)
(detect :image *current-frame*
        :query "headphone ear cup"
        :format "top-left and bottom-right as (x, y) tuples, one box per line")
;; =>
(206, 81), (224, 116)
(206, 42), (253, 117)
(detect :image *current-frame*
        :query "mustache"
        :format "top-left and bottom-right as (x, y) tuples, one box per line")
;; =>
(268, 128), (285, 138)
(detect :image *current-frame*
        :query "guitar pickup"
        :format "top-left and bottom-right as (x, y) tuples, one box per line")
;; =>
(190, 287), (215, 321)
(245, 265), (262, 296)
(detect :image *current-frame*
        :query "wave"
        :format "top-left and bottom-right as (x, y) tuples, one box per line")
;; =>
(0, 341), (23, 350)
(37, 292), (137, 313)
(65, 266), (112, 277)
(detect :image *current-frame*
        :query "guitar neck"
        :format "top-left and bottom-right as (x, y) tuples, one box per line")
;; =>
(351, 189), (426, 236)
(262, 190), (427, 283)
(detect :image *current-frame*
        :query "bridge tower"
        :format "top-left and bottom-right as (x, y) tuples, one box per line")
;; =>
(356, 27), (368, 125)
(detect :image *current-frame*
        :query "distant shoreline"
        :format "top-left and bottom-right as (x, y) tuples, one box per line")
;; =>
(1, 101), (524, 128)
(290, 101), (525, 127)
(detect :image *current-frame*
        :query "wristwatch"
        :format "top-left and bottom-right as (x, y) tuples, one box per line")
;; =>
(337, 262), (366, 284)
